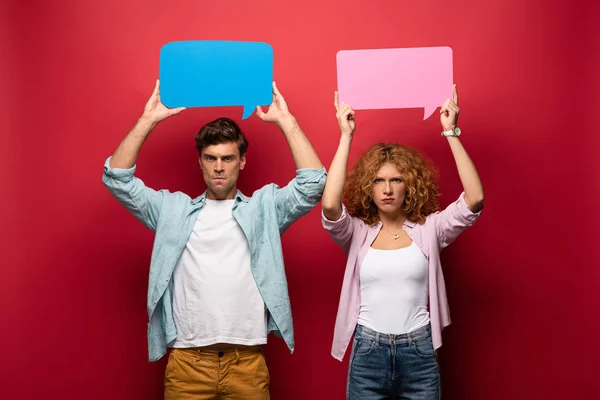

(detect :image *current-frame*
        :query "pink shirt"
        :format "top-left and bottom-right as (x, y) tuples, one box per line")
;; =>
(322, 192), (482, 361)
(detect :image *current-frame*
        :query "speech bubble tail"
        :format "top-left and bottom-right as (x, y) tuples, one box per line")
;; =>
(241, 106), (255, 120)
(423, 106), (437, 120)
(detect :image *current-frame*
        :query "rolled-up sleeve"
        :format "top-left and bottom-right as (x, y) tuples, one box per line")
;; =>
(321, 203), (356, 254)
(102, 156), (164, 232)
(435, 192), (482, 249)
(273, 167), (327, 233)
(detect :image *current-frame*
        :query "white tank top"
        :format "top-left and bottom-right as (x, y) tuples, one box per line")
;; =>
(358, 241), (430, 335)
(171, 199), (267, 348)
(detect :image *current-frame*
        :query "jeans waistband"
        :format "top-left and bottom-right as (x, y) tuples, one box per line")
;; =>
(355, 324), (431, 345)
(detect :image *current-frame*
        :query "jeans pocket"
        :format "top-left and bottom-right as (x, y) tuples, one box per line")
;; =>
(412, 336), (435, 358)
(353, 338), (378, 357)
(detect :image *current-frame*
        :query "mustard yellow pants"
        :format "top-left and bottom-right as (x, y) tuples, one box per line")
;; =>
(164, 346), (270, 400)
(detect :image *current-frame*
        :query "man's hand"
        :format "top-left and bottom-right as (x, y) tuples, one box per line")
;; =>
(255, 82), (294, 127)
(140, 80), (185, 125)
(440, 84), (459, 131)
(334, 91), (356, 137)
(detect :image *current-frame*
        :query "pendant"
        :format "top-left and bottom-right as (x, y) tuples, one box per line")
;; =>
(394, 234), (399, 240)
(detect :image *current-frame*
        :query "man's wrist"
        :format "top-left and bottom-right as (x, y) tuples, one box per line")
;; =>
(136, 116), (158, 137)
(139, 114), (158, 126)
(276, 115), (297, 132)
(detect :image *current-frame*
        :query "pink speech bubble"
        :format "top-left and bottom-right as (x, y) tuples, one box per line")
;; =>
(336, 46), (453, 120)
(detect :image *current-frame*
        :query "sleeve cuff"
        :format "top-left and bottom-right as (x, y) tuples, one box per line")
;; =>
(103, 156), (136, 180)
(456, 192), (482, 222)
(321, 203), (349, 228)
(294, 167), (327, 184)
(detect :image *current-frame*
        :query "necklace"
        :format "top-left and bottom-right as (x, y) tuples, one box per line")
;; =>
(381, 227), (400, 240)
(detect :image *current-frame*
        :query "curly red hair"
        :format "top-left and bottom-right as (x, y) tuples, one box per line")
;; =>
(343, 143), (441, 225)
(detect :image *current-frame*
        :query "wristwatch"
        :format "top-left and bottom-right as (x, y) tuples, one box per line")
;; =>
(442, 126), (461, 137)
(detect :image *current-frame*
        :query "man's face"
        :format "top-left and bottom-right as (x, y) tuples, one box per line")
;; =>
(199, 142), (246, 200)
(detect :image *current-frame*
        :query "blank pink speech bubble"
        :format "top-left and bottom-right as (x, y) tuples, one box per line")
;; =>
(336, 46), (453, 120)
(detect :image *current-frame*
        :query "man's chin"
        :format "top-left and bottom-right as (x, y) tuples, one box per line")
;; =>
(207, 185), (235, 199)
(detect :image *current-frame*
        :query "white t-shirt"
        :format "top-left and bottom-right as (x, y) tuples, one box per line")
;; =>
(171, 199), (267, 347)
(358, 241), (430, 335)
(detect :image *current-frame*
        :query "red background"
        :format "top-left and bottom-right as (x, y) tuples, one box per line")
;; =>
(3, 0), (599, 398)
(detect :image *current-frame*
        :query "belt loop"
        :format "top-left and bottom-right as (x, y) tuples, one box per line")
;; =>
(409, 330), (415, 345)
(234, 348), (240, 364)
(375, 330), (380, 344)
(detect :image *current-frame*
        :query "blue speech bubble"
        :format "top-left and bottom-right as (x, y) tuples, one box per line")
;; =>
(159, 40), (273, 119)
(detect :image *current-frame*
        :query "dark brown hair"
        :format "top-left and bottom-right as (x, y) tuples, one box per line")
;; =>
(194, 118), (249, 157)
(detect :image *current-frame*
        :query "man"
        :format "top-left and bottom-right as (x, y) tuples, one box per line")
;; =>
(102, 80), (326, 399)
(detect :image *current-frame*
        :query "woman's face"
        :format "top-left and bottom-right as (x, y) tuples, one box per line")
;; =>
(371, 162), (407, 215)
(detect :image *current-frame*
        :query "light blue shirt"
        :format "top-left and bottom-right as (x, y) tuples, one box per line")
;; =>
(102, 157), (327, 361)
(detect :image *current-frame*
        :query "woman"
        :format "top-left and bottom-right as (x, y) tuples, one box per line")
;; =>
(322, 86), (484, 400)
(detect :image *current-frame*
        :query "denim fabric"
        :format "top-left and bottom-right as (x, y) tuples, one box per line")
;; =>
(347, 324), (440, 400)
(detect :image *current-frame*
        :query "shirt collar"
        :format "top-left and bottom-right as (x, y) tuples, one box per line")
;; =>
(191, 190), (249, 205)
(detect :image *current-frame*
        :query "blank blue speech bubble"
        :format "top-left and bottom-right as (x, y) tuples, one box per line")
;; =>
(159, 40), (274, 119)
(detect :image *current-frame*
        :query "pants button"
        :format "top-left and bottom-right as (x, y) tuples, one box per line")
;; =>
(218, 351), (224, 358)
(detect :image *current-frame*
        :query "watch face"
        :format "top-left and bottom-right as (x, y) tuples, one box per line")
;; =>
(454, 127), (461, 136)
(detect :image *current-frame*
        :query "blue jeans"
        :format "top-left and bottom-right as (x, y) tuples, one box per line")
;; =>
(347, 324), (440, 400)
